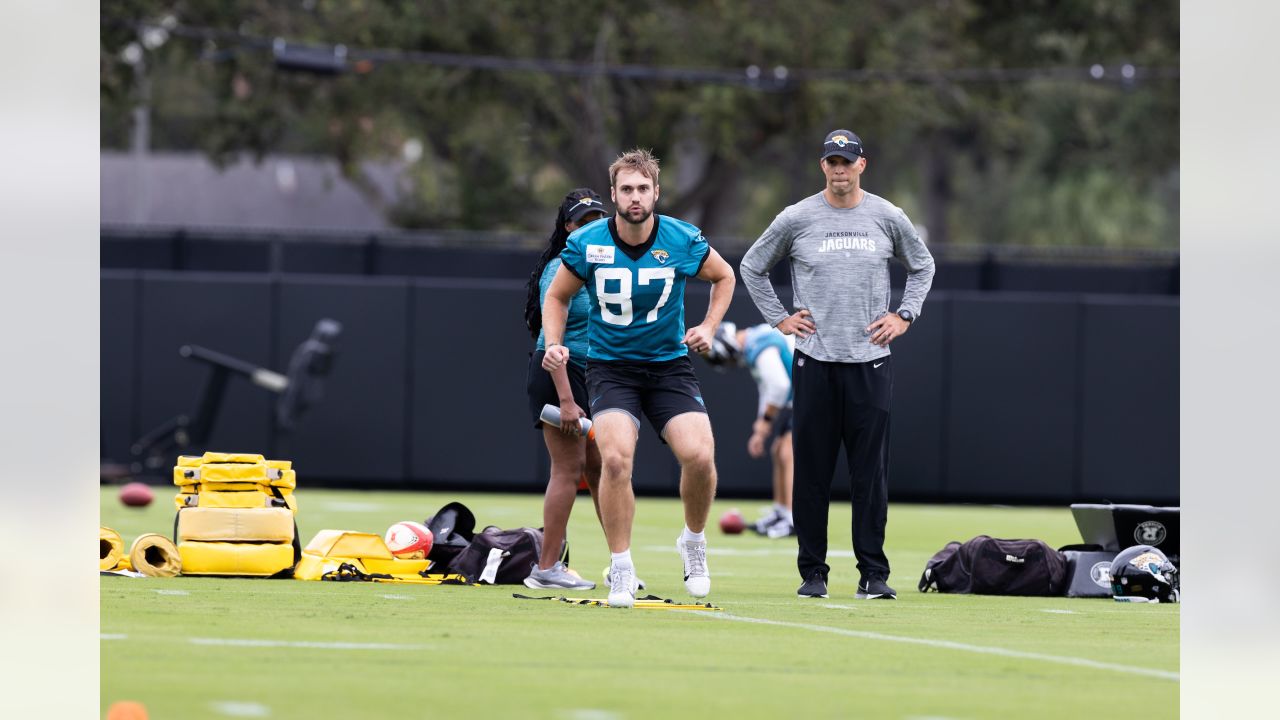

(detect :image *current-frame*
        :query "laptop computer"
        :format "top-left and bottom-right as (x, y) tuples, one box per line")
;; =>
(1070, 503), (1179, 563)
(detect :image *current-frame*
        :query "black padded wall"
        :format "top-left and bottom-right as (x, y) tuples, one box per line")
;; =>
(276, 276), (411, 481)
(101, 272), (139, 462)
(103, 271), (1179, 503)
(945, 294), (1081, 501)
(1078, 296), (1179, 502)
(135, 272), (275, 456)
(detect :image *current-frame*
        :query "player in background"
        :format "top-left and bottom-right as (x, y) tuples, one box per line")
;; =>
(521, 188), (608, 591)
(541, 149), (736, 608)
(700, 322), (796, 538)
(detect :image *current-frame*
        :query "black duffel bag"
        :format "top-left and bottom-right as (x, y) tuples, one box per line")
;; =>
(918, 535), (1068, 596)
(423, 502), (477, 567)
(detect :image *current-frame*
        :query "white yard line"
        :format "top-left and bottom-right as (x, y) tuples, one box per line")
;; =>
(641, 545), (856, 558)
(380, 594), (414, 600)
(560, 710), (622, 720)
(189, 637), (425, 650)
(210, 701), (271, 717)
(153, 589), (190, 596)
(689, 612), (1178, 681)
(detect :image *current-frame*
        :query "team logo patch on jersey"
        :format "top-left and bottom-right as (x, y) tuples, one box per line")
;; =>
(586, 244), (616, 264)
(650, 249), (670, 264)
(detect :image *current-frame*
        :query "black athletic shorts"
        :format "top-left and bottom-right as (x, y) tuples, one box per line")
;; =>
(586, 355), (707, 440)
(769, 404), (793, 443)
(526, 350), (590, 429)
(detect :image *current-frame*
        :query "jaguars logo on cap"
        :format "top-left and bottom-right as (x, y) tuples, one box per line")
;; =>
(830, 135), (853, 147)
(650, 249), (670, 264)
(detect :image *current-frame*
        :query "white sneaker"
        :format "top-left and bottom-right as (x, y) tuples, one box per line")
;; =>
(601, 566), (647, 591)
(606, 564), (638, 609)
(766, 519), (796, 539)
(677, 535), (711, 597)
(753, 508), (782, 535)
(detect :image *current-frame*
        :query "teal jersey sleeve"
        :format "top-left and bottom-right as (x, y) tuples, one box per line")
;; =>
(560, 230), (589, 281)
(535, 257), (590, 367)
(674, 223), (711, 277)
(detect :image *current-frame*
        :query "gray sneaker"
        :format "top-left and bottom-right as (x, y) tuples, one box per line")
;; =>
(523, 561), (596, 590)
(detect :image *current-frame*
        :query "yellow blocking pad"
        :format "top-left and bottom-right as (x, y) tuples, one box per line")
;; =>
(178, 452), (266, 466)
(177, 507), (295, 543)
(174, 455), (296, 489)
(294, 530), (432, 580)
(130, 534), (182, 577)
(178, 541), (295, 576)
(174, 489), (274, 510)
(100, 526), (124, 570)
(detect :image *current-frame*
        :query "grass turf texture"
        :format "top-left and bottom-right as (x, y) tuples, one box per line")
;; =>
(102, 488), (1178, 718)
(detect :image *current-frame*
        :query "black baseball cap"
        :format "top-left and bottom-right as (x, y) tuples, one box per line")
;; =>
(821, 130), (865, 162)
(563, 188), (607, 224)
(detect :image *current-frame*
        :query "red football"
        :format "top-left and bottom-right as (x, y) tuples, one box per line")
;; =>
(719, 508), (746, 535)
(119, 482), (154, 508)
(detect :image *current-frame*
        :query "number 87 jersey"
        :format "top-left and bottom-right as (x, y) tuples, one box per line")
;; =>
(561, 215), (711, 362)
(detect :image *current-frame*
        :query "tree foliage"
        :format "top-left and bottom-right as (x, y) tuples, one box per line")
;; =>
(101, 0), (1179, 249)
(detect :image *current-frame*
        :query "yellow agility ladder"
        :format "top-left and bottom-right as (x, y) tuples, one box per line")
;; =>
(172, 452), (300, 576)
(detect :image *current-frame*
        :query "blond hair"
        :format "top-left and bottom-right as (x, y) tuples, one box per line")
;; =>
(609, 148), (661, 188)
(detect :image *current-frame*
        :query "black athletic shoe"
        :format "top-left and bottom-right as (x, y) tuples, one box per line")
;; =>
(797, 571), (828, 598)
(856, 578), (897, 600)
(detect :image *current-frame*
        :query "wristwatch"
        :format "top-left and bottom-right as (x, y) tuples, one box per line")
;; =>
(896, 309), (915, 323)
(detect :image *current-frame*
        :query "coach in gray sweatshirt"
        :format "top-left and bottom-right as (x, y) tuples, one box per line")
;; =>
(740, 129), (935, 601)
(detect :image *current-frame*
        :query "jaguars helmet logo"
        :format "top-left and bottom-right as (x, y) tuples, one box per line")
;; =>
(651, 249), (670, 264)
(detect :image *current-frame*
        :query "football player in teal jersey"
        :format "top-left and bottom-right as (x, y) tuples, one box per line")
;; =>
(541, 149), (736, 608)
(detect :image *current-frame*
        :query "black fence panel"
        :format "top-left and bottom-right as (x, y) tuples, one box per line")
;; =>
(885, 295), (949, 500)
(104, 228), (1179, 296)
(134, 273), (276, 461)
(276, 276), (411, 482)
(101, 271), (1178, 504)
(1078, 296), (1179, 503)
(946, 294), (1081, 501)
(408, 280), (543, 488)
(101, 272), (139, 462)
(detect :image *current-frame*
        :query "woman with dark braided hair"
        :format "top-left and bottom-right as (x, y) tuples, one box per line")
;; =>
(522, 188), (608, 590)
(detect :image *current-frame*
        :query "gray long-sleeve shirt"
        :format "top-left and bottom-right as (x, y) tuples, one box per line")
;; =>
(740, 190), (935, 363)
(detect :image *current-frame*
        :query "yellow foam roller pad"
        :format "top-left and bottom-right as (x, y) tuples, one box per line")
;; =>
(129, 534), (182, 577)
(100, 526), (124, 571)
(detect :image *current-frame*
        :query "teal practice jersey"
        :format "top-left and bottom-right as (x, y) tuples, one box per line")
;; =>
(561, 215), (710, 362)
(743, 324), (794, 380)
(742, 323), (794, 403)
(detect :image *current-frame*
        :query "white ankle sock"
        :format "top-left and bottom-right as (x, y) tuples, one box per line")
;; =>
(610, 550), (633, 569)
(681, 527), (706, 543)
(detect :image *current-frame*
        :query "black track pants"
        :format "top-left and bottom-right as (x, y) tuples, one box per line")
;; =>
(791, 350), (893, 583)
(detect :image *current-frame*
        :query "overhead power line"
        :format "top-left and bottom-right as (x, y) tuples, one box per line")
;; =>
(104, 17), (1179, 89)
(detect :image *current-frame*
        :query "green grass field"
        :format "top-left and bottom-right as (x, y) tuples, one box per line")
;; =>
(101, 487), (1178, 719)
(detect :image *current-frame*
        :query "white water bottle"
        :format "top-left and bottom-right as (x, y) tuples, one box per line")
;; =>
(540, 404), (594, 439)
